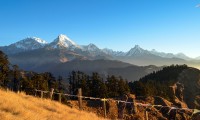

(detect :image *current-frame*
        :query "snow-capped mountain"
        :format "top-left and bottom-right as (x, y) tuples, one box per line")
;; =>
(150, 49), (191, 60)
(0, 34), (195, 61)
(102, 48), (126, 56)
(0, 37), (47, 54)
(48, 34), (81, 50)
(13, 37), (47, 49)
(126, 45), (151, 56)
(0, 34), (199, 69)
(195, 56), (200, 60)
(81, 43), (100, 52)
(175, 53), (192, 60)
(150, 49), (175, 58)
(80, 44), (113, 59)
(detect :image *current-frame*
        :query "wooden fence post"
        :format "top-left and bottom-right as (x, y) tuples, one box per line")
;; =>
(118, 94), (128, 119)
(133, 98), (137, 114)
(102, 98), (107, 118)
(34, 89), (37, 96)
(41, 91), (43, 99)
(59, 93), (62, 103)
(145, 109), (148, 120)
(50, 88), (54, 100)
(78, 88), (82, 110)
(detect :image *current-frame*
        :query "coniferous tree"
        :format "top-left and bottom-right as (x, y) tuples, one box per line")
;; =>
(32, 73), (48, 90)
(12, 65), (21, 92)
(0, 51), (10, 87)
(78, 73), (90, 96)
(118, 77), (130, 96)
(43, 72), (57, 90)
(106, 75), (119, 98)
(90, 72), (107, 97)
(58, 76), (65, 93)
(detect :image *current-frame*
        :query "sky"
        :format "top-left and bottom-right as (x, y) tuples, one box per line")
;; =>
(0, 0), (200, 58)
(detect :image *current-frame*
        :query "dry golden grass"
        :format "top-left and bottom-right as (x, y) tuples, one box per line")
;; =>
(0, 89), (105, 120)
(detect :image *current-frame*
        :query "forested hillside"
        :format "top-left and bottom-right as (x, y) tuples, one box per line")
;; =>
(129, 64), (200, 109)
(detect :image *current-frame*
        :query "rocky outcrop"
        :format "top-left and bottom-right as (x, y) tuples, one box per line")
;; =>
(153, 96), (172, 107)
(169, 82), (188, 108)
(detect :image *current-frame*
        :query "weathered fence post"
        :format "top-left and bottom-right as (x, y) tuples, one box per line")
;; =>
(127, 94), (137, 114)
(59, 93), (62, 103)
(133, 98), (137, 114)
(34, 89), (37, 96)
(41, 91), (43, 98)
(118, 94), (128, 119)
(144, 109), (148, 120)
(49, 88), (54, 100)
(101, 98), (107, 118)
(78, 88), (82, 110)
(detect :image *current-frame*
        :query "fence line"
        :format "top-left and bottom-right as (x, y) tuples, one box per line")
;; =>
(34, 89), (200, 119)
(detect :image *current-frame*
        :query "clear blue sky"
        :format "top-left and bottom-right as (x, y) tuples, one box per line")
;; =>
(0, 0), (200, 58)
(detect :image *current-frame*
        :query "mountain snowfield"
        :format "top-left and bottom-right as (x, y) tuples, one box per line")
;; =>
(12, 37), (47, 50)
(48, 34), (81, 50)
(0, 34), (196, 60)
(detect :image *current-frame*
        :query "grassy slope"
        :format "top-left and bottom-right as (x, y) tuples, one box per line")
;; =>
(0, 89), (104, 120)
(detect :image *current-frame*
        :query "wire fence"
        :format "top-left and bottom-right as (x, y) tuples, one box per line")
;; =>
(34, 89), (200, 120)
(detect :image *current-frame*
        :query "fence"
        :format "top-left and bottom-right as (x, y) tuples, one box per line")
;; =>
(34, 89), (200, 120)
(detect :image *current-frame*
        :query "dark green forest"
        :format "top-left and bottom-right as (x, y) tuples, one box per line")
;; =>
(129, 64), (188, 101)
(0, 50), (189, 102)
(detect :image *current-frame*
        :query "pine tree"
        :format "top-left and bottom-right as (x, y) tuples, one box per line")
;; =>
(106, 75), (119, 97)
(0, 51), (10, 87)
(90, 72), (107, 97)
(12, 65), (21, 92)
(58, 76), (65, 93)
(118, 77), (130, 96)
(44, 72), (57, 90)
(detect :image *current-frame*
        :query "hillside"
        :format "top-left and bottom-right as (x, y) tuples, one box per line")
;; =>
(0, 89), (104, 120)
(130, 65), (200, 109)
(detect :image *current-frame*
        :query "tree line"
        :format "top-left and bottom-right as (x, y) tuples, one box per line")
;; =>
(68, 71), (130, 98)
(0, 50), (130, 99)
(0, 50), (65, 94)
(0, 50), (189, 102)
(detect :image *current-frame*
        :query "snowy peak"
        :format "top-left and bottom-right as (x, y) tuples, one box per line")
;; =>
(150, 49), (192, 60)
(33, 37), (47, 44)
(49, 34), (80, 49)
(175, 53), (191, 60)
(195, 56), (200, 60)
(126, 45), (150, 56)
(81, 43), (100, 52)
(102, 48), (126, 56)
(11, 37), (47, 50)
(150, 49), (175, 58)
(56, 34), (77, 46)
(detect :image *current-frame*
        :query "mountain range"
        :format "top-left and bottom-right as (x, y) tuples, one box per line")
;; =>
(0, 34), (200, 81)
(1, 34), (199, 60)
